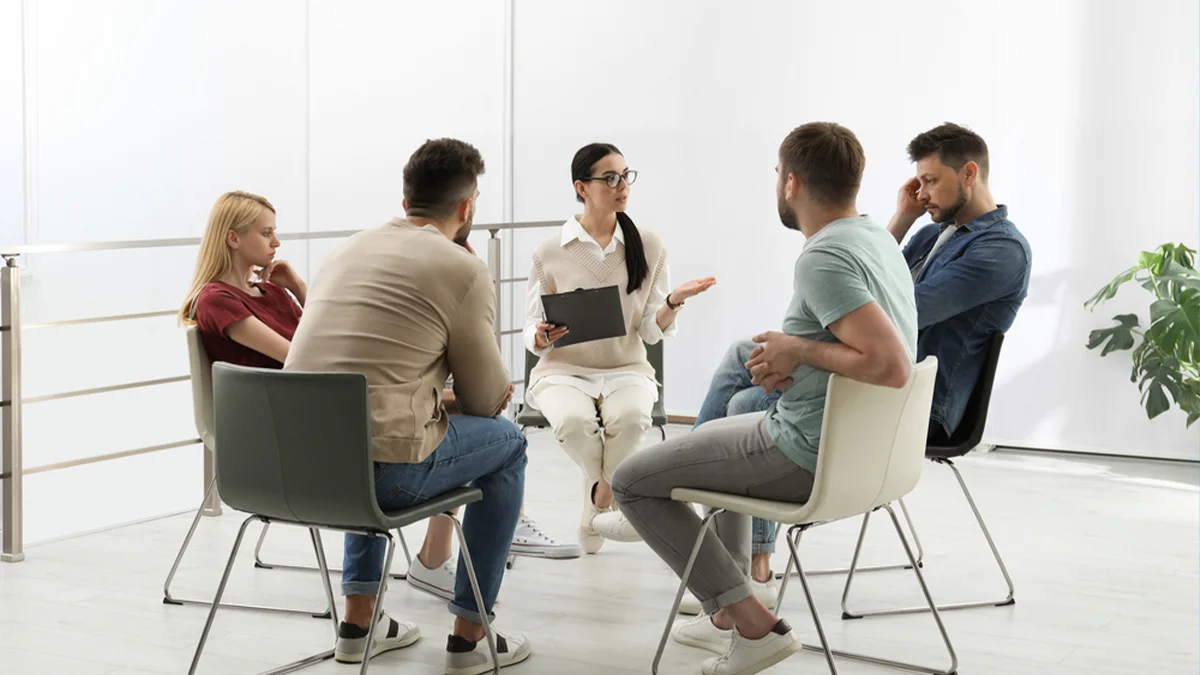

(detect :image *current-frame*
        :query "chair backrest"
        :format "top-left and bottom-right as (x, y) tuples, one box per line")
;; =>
(522, 348), (538, 399)
(802, 358), (938, 524)
(186, 326), (216, 450)
(645, 340), (668, 423)
(212, 362), (384, 529)
(522, 339), (666, 407)
(931, 332), (1005, 456)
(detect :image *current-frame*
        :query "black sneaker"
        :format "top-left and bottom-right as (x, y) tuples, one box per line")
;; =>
(444, 628), (532, 675)
(333, 611), (420, 664)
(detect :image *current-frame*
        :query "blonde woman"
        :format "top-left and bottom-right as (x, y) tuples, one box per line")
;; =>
(179, 191), (306, 363)
(524, 143), (716, 553)
(178, 191), (462, 617)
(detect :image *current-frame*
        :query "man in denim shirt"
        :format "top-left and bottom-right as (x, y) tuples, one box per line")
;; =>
(676, 123), (1032, 614)
(890, 123), (1032, 441)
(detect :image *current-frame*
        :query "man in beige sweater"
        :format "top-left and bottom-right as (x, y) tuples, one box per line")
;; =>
(285, 139), (531, 674)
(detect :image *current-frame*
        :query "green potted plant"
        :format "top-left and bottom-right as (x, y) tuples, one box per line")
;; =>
(1085, 243), (1200, 427)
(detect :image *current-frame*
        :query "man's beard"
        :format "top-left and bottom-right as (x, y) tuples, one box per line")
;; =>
(932, 185), (968, 223)
(453, 205), (475, 246)
(777, 192), (801, 231)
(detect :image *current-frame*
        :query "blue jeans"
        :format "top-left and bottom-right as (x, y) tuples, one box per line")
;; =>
(342, 414), (527, 624)
(694, 339), (781, 554)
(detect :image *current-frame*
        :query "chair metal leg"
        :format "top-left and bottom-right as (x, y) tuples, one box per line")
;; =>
(842, 460), (1015, 618)
(449, 514), (501, 675)
(309, 528), (340, 636)
(658, 425), (667, 442)
(356, 533), (397, 675)
(188, 516), (337, 675)
(776, 497), (924, 580)
(794, 507), (960, 675)
(787, 526), (840, 675)
(163, 479), (331, 619)
(255, 522), (413, 581)
(652, 508), (723, 675)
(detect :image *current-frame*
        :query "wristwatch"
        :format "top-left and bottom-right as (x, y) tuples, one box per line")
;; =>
(665, 293), (683, 310)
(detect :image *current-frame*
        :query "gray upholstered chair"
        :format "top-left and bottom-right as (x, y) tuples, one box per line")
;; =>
(163, 326), (336, 617)
(188, 363), (499, 675)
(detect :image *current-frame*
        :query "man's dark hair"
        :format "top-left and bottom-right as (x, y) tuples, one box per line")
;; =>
(779, 122), (865, 206)
(403, 138), (486, 219)
(907, 123), (990, 181)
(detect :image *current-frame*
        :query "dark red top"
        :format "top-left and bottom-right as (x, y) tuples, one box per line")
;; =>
(195, 281), (302, 369)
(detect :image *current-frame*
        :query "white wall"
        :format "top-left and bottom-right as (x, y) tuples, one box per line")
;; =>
(0, 0), (23, 246)
(6, 0), (1198, 544)
(512, 0), (1200, 460)
(11, 0), (507, 544)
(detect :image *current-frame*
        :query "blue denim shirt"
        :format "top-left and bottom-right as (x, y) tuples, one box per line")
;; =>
(903, 205), (1031, 437)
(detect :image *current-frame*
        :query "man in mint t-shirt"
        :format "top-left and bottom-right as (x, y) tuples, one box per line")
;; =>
(611, 122), (917, 675)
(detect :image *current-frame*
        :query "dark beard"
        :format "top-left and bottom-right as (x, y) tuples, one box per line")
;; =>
(935, 187), (969, 224)
(777, 196), (801, 231)
(454, 206), (475, 245)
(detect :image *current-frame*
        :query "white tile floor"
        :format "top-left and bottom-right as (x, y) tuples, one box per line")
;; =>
(0, 426), (1196, 675)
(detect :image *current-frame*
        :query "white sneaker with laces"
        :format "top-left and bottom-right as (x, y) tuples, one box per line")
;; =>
(407, 555), (455, 602)
(701, 620), (801, 675)
(679, 577), (779, 615)
(510, 514), (582, 559)
(671, 613), (733, 654)
(591, 510), (642, 542)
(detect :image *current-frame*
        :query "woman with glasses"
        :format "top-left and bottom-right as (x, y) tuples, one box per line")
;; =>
(522, 143), (715, 553)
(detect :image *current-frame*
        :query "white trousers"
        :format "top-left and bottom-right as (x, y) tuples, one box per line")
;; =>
(535, 384), (655, 486)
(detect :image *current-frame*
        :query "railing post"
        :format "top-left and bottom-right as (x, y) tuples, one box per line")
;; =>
(2, 255), (24, 562)
(488, 229), (502, 347)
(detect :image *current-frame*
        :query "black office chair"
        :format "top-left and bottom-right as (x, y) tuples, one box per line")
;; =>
(515, 340), (669, 441)
(842, 332), (1016, 619)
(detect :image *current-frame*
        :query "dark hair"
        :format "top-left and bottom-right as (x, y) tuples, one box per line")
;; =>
(907, 122), (989, 181)
(779, 122), (865, 206)
(403, 138), (486, 219)
(571, 142), (648, 294)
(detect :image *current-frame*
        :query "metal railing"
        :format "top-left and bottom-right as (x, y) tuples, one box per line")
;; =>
(0, 219), (559, 562)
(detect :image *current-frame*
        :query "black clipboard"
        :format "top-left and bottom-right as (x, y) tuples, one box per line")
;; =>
(541, 285), (627, 347)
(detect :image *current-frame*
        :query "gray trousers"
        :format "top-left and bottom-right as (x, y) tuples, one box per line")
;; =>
(611, 412), (815, 616)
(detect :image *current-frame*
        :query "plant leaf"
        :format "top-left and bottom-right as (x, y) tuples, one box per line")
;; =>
(1085, 268), (1139, 310)
(1087, 314), (1140, 355)
(1139, 250), (1165, 273)
(1145, 380), (1171, 419)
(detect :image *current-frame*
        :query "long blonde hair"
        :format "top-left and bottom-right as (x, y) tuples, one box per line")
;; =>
(178, 191), (276, 326)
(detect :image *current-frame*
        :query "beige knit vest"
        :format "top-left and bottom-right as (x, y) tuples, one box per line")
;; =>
(529, 228), (667, 385)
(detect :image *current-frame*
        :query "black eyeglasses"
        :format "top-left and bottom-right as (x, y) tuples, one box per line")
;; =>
(581, 170), (638, 189)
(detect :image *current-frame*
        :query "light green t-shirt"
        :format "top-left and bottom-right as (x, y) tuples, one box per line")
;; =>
(765, 216), (918, 472)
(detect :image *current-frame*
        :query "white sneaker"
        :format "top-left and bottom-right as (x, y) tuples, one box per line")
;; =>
(444, 628), (532, 675)
(671, 613), (733, 654)
(334, 611), (420, 664)
(407, 555), (455, 602)
(679, 577), (780, 615)
(701, 620), (801, 675)
(591, 510), (642, 542)
(511, 514), (582, 559)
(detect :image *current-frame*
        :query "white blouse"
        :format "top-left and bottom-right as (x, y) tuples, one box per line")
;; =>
(522, 216), (677, 407)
